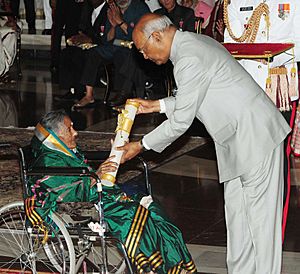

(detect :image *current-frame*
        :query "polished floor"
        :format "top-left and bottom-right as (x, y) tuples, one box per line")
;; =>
(1, 52), (300, 273)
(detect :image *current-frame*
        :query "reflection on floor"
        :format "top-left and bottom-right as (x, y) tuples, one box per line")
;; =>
(1, 53), (300, 273)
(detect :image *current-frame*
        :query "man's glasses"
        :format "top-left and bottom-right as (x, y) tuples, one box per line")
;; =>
(138, 33), (153, 54)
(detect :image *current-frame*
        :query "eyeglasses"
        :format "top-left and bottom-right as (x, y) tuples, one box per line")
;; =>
(138, 33), (153, 54)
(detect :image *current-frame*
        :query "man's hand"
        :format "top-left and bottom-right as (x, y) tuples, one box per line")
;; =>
(69, 33), (92, 46)
(107, 8), (118, 27)
(5, 20), (17, 30)
(130, 98), (161, 114)
(216, 19), (224, 36)
(108, 1), (123, 25)
(117, 141), (143, 163)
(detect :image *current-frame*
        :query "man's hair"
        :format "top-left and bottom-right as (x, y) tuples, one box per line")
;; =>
(142, 15), (173, 38)
(39, 109), (67, 135)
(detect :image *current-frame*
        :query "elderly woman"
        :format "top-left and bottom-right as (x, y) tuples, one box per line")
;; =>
(28, 109), (197, 274)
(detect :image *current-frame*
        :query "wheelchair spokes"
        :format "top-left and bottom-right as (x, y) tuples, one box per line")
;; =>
(0, 201), (75, 274)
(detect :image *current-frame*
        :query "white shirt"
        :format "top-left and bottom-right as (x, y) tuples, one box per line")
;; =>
(91, 2), (105, 26)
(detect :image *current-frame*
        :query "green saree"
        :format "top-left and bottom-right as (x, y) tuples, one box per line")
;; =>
(27, 124), (197, 273)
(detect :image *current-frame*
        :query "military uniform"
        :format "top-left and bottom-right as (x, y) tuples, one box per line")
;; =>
(224, 0), (300, 110)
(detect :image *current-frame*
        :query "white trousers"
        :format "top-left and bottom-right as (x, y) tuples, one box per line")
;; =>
(224, 143), (284, 274)
(43, 0), (52, 29)
(0, 28), (17, 76)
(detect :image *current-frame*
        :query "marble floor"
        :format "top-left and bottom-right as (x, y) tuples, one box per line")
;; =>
(1, 52), (300, 273)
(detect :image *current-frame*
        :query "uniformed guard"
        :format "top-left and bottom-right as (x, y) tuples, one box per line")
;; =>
(224, 1), (300, 272)
(224, 0), (300, 112)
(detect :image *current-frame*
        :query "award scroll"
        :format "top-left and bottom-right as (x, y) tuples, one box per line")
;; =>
(101, 99), (140, 187)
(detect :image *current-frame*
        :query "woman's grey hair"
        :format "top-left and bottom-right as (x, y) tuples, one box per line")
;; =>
(39, 109), (67, 135)
(142, 15), (173, 38)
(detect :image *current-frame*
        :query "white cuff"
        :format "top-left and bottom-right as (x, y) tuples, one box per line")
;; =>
(159, 99), (166, 113)
(142, 138), (151, 150)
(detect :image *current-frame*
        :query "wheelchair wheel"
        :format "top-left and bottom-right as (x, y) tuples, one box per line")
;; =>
(0, 201), (76, 273)
(75, 235), (127, 273)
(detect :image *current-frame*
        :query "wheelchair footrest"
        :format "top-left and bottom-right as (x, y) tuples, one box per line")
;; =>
(57, 202), (99, 222)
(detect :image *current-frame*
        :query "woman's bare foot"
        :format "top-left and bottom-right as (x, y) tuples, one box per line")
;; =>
(73, 95), (95, 109)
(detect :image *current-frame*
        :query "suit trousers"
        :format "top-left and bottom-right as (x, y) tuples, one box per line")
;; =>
(10, 0), (36, 29)
(51, 0), (83, 68)
(224, 143), (284, 274)
(80, 45), (113, 88)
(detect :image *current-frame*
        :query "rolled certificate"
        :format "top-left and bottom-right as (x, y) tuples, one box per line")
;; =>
(101, 99), (140, 186)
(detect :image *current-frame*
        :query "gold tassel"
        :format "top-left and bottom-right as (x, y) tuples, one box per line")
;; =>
(265, 56), (276, 104)
(264, 13), (270, 41)
(279, 74), (290, 111)
(289, 66), (297, 98)
(265, 76), (272, 99)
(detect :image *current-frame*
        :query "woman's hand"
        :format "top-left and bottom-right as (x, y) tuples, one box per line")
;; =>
(91, 156), (118, 187)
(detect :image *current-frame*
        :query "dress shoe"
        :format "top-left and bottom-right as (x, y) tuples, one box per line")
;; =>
(107, 94), (129, 107)
(28, 28), (36, 34)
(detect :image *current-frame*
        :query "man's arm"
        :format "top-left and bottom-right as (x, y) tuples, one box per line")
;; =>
(120, 57), (210, 162)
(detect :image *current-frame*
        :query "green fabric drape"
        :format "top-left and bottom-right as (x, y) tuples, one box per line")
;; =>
(27, 127), (197, 273)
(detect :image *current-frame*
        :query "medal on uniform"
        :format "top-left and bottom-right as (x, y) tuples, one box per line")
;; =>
(179, 19), (183, 31)
(100, 25), (104, 36)
(278, 4), (290, 20)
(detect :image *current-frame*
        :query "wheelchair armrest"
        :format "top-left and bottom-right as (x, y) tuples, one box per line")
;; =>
(82, 151), (151, 195)
(27, 167), (94, 178)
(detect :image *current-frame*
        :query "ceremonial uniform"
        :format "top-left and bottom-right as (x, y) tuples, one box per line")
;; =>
(27, 124), (197, 274)
(142, 31), (290, 273)
(224, 2), (300, 250)
(224, 0), (300, 111)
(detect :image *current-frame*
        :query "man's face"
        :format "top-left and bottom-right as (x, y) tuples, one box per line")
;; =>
(134, 32), (170, 65)
(115, 0), (131, 9)
(58, 116), (78, 150)
(159, 0), (176, 12)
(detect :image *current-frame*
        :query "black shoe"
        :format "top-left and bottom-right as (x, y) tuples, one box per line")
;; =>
(107, 94), (129, 107)
(28, 28), (36, 34)
(42, 29), (52, 35)
(54, 90), (82, 101)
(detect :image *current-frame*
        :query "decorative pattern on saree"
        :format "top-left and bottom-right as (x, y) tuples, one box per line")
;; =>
(125, 205), (149, 258)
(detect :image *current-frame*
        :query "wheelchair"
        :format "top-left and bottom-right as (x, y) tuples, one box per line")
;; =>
(0, 143), (151, 273)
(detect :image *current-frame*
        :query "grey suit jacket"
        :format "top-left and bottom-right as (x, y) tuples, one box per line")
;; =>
(144, 31), (291, 182)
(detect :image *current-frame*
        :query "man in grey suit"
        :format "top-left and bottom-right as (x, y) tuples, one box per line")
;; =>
(119, 13), (291, 273)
